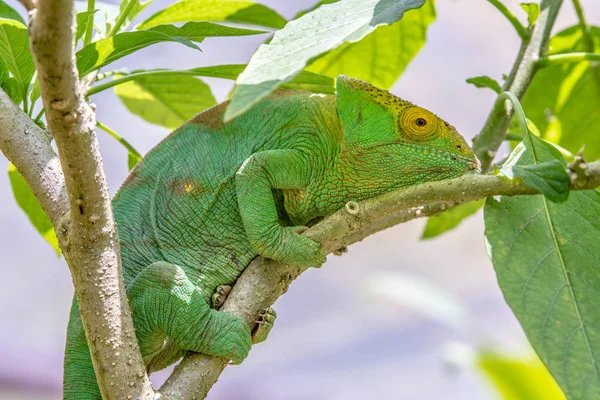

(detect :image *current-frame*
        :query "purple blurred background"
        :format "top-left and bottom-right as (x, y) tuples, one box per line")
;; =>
(1, 0), (599, 398)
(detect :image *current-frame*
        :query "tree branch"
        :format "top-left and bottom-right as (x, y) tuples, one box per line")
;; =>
(16, 0), (34, 12)
(159, 161), (600, 399)
(0, 90), (68, 226)
(26, 1), (154, 399)
(472, 0), (564, 171)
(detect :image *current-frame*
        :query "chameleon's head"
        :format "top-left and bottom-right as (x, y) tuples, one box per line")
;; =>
(336, 76), (480, 187)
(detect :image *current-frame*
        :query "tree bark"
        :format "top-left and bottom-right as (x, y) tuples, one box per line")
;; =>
(26, 1), (154, 398)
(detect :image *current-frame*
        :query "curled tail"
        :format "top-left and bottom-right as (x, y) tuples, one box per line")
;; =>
(63, 298), (101, 400)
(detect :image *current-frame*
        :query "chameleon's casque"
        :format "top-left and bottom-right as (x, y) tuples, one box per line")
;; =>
(63, 76), (479, 399)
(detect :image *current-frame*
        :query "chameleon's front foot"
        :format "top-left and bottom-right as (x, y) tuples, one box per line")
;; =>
(256, 226), (326, 268)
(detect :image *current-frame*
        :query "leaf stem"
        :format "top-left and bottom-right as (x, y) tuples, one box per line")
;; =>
(497, 91), (528, 139)
(83, 0), (96, 46)
(487, 0), (529, 40)
(572, 0), (594, 51)
(537, 52), (600, 67)
(96, 121), (141, 159)
(107, 0), (137, 36)
(34, 107), (45, 123)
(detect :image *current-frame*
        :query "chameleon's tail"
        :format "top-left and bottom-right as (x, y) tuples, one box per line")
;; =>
(63, 297), (102, 400)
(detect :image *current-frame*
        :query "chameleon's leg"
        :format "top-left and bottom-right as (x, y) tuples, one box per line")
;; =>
(128, 262), (252, 364)
(236, 149), (326, 268)
(211, 285), (276, 344)
(252, 308), (277, 344)
(212, 284), (232, 309)
(63, 298), (102, 400)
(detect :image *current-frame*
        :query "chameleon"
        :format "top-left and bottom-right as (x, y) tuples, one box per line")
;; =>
(63, 75), (479, 399)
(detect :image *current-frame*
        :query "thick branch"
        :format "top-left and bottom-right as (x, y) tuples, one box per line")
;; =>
(0, 90), (68, 226)
(472, 0), (563, 171)
(159, 162), (600, 399)
(27, 1), (153, 399)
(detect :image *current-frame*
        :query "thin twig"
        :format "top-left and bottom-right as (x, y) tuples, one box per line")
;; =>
(537, 52), (600, 67)
(27, 1), (154, 399)
(487, 0), (529, 39)
(472, 0), (564, 171)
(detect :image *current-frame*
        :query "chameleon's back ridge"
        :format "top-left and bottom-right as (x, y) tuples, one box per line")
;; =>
(63, 76), (478, 399)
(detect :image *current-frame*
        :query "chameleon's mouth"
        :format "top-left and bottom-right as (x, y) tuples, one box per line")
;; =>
(467, 157), (482, 173)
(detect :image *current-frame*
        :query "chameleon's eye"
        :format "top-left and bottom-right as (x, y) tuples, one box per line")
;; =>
(399, 108), (438, 142)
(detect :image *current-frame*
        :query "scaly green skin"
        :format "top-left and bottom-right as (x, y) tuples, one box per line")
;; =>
(62, 76), (478, 399)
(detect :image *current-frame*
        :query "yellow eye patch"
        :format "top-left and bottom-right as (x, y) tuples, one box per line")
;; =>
(398, 108), (439, 142)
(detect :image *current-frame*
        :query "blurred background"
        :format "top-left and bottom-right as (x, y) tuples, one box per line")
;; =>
(1, 0), (599, 399)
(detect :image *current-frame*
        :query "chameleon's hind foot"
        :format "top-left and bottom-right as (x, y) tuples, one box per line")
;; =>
(252, 308), (277, 344)
(212, 285), (232, 309)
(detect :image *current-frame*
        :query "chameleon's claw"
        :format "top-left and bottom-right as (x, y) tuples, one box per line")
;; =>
(252, 307), (277, 344)
(211, 285), (232, 309)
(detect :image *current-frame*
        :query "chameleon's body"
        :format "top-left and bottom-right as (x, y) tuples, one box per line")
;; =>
(63, 76), (478, 399)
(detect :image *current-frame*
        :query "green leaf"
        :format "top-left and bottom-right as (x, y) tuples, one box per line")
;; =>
(466, 76), (502, 94)
(114, 74), (216, 129)
(2, 76), (23, 104)
(29, 79), (40, 107)
(0, 0), (25, 25)
(477, 351), (565, 400)
(521, 25), (600, 160)
(225, 0), (426, 121)
(421, 199), (485, 239)
(137, 0), (286, 30)
(484, 133), (600, 398)
(116, 0), (153, 33)
(146, 21), (266, 40)
(0, 56), (7, 85)
(128, 151), (141, 170)
(509, 160), (570, 203)
(500, 131), (570, 202)
(306, 0), (435, 90)
(0, 19), (35, 101)
(76, 10), (98, 42)
(74, 1), (119, 37)
(88, 65), (334, 96)
(76, 30), (201, 76)
(520, 3), (540, 26)
(8, 164), (60, 255)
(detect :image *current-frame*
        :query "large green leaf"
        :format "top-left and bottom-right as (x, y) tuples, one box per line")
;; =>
(477, 351), (565, 400)
(137, 0), (286, 30)
(8, 164), (60, 254)
(224, 0), (426, 121)
(114, 74), (216, 129)
(306, 0), (436, 89)
(521, 25), (600, 160)
(421, 199), (485, 239)
(76, 22), (258, 76)
(0, 19), (34, 101)
(0, 1), (25, 25)
(484, 137), (600, 398)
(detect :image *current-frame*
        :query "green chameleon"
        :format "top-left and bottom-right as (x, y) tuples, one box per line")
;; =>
(63, 76), (479, 398)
